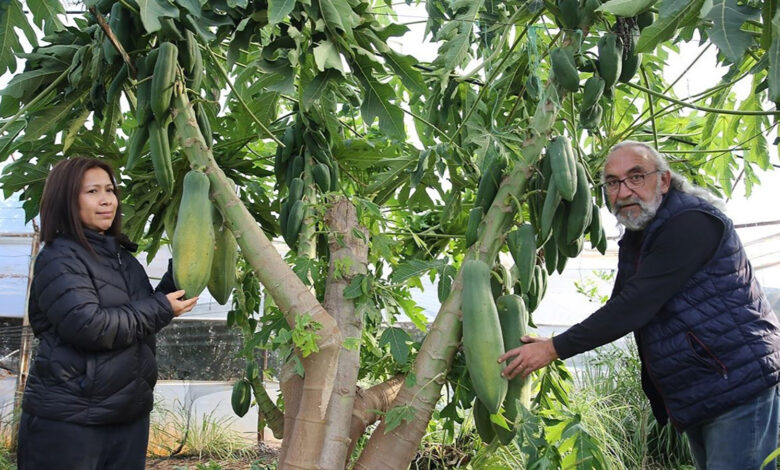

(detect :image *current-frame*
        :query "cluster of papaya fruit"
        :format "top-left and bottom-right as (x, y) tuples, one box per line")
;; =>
(274, 120), (339, 250)
(110, 14), (208, 194)
(552, 0), (654, 129)
(462, 259), (533, 444)
(99, 7), (234, 304)
(171, 170), (239, 305)
(461, 131), (611, 442)
(530, 135), (607, 267)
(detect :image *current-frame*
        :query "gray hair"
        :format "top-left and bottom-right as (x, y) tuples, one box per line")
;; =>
(606, 141), (725, 210)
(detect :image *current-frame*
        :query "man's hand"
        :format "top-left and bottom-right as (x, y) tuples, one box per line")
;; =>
(499, 336), (559, 380)
(166, 290), (198, 317)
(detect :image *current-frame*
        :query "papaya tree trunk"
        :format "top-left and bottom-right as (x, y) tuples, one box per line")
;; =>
(319, 197), (369, 469)
(170, 88), (341, 469)
(279, 360), (303, 464)
(346, 375), (405, 461)
(355, 81), (563, 468)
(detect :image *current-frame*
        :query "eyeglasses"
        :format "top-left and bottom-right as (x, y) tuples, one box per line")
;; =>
(603, 170), (661, 194)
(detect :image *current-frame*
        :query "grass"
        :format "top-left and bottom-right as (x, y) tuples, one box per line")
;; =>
(0, 402), (16, 470)
(0, 449), (15, 470)
(570, 342), (694, 469)
(149, 397), (257, 461)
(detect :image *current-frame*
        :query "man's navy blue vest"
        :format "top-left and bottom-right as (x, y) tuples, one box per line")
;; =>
(615, 189), (780, 430)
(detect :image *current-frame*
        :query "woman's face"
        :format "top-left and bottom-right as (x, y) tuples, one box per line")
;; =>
(78, 167), (117, 233)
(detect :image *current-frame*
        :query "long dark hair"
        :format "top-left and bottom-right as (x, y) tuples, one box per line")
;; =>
(39, 157), (122, 250)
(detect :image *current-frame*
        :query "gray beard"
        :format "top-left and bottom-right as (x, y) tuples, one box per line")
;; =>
(612, 192), (663, 231)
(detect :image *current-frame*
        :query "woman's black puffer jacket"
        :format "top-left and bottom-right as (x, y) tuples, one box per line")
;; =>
(22, 230), (176, 425)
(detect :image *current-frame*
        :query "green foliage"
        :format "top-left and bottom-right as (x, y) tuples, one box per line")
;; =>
(149, 398), (256, 460)
(0, 0), (38, 76)
(573, 343), (693, 468)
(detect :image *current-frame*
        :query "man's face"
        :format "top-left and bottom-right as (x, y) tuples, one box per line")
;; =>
(604, 146), (671, 231)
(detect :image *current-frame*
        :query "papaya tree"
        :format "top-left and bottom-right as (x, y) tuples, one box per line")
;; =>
(1, 0), (779, 467)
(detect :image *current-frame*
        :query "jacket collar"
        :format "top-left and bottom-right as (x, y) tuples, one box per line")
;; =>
(79, 230), (138, 255)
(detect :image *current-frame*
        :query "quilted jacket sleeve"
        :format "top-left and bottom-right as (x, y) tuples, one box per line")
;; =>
(154, 258), (178, 295)
(33, 248), (174, 351)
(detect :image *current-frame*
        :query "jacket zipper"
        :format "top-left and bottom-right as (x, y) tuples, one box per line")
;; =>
(686, 332), (729, 379)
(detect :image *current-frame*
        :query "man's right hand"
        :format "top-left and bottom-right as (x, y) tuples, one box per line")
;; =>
(166, 290), (198, 317)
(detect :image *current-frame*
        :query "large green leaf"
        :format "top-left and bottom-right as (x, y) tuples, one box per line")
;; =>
(704, 0), (761, 64)
(302, 69), (340, 110)
(390, 258), (448, 284)
(432, 0), (484, 75)
(352, 56), (406, 139)
(0, 160), (50, 198)
(0, 66), (64, 100)
(768, 9), (780, 101)
(318, 0), (356, 41)
(380, 49), (426, 97)
(635, 0), (704, 53)
(27, 0), (65, 35)
(739, 80), (770, 171)
(597, 0), (658, 17)
(269, 0), (296, 26)
(174, 0), (201, 16)
(23, 92), (85, 142)
(313, 40), (346, 73)
(0, 120), (25, 163)
(0, 0), (38, 75)
(379, 327), (412, 365)
(137, 0), (180, 34)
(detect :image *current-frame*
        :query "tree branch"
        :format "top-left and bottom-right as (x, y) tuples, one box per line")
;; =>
(320, 197), (370, 469)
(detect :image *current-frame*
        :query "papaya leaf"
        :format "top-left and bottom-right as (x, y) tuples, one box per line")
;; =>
(136, 0), (180, 34)
(597, 0), (658, 17)
(379, 326), (412, 364)
(0, 67), (63, 100)
(432, 0), (483, 75)
(313, 40), (346, 73)
(27, 0), (65, 35)
(390, 258), (447, 284)
(739, 83), (770, 170)
(0, 0), (38, 75)
(302, 70), (338, 110)
(635, 0), (704, 53)
(318, 0), (356, 41)
(174, 0), (201, 16)
(352, 56), (406, 139)
(0, 120), (25, 163)
(379, 49), (426, 96)
(343, 274), (369, 299)
(384, 404), (416, 433)
(24, 92), (85, 142)
(269, 0), (296, 26)
(0, 161), (49, 198)
(769, 10), (780, 101)
(184, 13), (217, 42)
(62, 107), (91, 152)
(704, 0), (761, 64)
(396, 296), (427, 332)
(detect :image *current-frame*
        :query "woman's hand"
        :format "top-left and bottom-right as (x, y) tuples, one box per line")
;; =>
(498, 336), (559, 380)
(166, 290), (198, 317)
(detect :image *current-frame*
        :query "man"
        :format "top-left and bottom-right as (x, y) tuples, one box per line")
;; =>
(499, 141), (780, 469)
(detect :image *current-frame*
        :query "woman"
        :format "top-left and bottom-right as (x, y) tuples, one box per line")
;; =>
(16, 157), (197, 469)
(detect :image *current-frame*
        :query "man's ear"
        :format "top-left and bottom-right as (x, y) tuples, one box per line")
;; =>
(660, 170), (671, 194)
